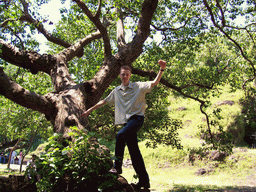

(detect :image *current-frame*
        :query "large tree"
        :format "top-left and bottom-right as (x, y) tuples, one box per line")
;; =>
(0, 0), (255, 143)
(1, 0), (159, 138)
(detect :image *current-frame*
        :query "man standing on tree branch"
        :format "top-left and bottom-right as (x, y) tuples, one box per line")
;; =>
(81, 59), (166, 190)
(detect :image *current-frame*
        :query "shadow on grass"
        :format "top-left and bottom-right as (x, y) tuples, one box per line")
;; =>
(167, 184), (256, 192)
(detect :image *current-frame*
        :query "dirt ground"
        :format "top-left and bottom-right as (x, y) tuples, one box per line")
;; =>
(0, 162), (28, 172)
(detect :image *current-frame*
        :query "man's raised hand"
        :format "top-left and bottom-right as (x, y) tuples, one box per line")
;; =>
(158, 59), (166, 70)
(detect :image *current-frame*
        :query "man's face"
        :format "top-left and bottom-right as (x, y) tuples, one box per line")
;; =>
(120, 69), (131, 85)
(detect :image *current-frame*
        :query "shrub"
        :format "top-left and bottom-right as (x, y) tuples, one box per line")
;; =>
(26, 127), (114, 191)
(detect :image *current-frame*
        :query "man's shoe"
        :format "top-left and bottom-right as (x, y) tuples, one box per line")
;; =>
(109, 167), (122, 174)
(131, 181), (150, 190)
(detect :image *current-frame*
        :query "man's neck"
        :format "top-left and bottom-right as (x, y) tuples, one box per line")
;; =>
(122, 81), (130, 86)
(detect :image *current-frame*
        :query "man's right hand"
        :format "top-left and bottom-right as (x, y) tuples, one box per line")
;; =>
(81, 110), (90, 118)
(81, 100), (107, 118)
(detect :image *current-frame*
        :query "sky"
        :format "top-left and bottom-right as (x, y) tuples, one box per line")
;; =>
(34, 0), (69, 53)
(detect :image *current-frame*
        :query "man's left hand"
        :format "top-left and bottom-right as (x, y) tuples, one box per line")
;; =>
(158, 59), (166, 70)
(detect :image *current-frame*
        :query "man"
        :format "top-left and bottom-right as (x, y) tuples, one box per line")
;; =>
(0, 152), (4, 163)
(81, 59), (166, 189)
(19, 150), (23, 165)
(11, 150), (17, 164)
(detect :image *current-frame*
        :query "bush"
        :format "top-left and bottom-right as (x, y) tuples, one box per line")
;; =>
(26, 127), (114, 191)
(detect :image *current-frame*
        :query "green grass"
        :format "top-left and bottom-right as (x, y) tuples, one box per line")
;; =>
(120, 142), (256, 191)
(119, 85), (256, 191)
(168, 85), (245, 144)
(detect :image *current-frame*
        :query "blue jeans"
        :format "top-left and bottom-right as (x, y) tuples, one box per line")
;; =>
(114, 115), (149, 183)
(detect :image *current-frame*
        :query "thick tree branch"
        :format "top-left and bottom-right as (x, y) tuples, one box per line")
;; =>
(127, 0), (158, 64)
(53, 31), (102, 92)
(116, 7), (127, 50)
(0, 39), (55, 74)
(215, 0), (226, 27)
(86, 56), (121, 108)
(74, 0), (112, 58)
(0, 39), (76, 93)
(20, 12), (76, 51)
(203, 0), (221, 29)
(1, 18), (15, 27)
(19, 0), (86, 57)
(62, 31), (102, 62)
(131, 67), (181, 91)
(95, 0), (102, 19)
(132, 67), (213, 91)
(0, 67), (54, 116)
(50, 54), (76, 92)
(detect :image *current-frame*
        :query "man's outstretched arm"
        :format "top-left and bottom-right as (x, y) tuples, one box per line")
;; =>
(151, 59), (167, 87)
(81, 99), (107, 118)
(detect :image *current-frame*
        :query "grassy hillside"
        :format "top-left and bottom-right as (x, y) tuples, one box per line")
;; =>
(122, 142), (256, 191)
(168, 85), (245, 147)
(120, 85), (256, 191)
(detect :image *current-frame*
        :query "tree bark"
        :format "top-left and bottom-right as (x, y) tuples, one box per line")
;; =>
(7, 139), (23, 169)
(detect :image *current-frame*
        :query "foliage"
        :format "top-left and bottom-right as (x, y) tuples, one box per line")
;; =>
(26, 127), (114, 191)
(167, 83), (253, 156)
(0, 64), (53, 149)
(198, 121), (233, 154)
(142, 84), (183, 149)
(239, 85), (256, 147)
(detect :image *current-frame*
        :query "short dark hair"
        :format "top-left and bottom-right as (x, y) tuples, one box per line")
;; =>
(120, 65), (132, 72)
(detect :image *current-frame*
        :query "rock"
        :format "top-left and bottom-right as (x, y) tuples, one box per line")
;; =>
(102, 175), (134, 192)
(209, 150), (228, 161)
(195, 168), (207, 175)
(177, 106), (187, 111)
(228, 155), (238, 163)
(184, 134), (193, 138)
(123, 158), (133, 168)
(214, 100), (234, 106)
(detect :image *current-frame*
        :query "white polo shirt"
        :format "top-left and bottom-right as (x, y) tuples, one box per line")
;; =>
(104, 81), (152, 125)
